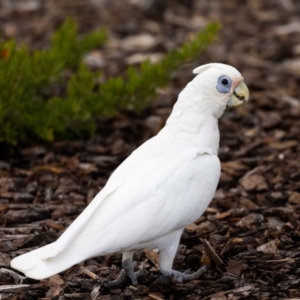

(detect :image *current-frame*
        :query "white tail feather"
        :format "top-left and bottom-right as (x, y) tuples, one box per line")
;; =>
(10, 242), (91, 280)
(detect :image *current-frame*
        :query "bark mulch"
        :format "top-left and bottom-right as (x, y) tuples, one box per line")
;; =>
(1, 0), (300, 299)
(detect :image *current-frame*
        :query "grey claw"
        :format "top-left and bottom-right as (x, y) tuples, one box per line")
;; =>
(104, 269), (126, 288)
(161, 266), (207, 283)
(105, 260), (143, 288)
(182, 266), (207, 280)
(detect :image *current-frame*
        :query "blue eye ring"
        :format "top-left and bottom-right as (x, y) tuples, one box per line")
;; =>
(216, 75), (232, 94)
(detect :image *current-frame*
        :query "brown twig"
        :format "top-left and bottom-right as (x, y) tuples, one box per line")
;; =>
(200, 238), (224, 266)
(81, 267), (99, 279)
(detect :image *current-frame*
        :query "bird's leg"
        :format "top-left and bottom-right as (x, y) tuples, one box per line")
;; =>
(159, 241), (207, 283)
(104, 251), (143, 288)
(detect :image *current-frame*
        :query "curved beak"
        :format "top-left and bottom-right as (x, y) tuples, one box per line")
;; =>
(227, 82), (249, 107)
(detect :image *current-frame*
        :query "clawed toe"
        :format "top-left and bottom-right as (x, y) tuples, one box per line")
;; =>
(105, 261), (207, 287)
(160, 266), (207, 283)
(104, 259), (143, 288)
(104, 269), (126, 288)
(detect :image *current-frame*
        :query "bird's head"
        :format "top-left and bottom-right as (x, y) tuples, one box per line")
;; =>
(190, 63), (249, 118)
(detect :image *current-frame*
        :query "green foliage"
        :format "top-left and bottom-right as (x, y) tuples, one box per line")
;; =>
(0, 21), (220, 145)
(0, 18), (107, 144)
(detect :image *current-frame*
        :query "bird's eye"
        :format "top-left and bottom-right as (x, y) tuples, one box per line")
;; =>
(221, 78), (228, 85)
(216, 75), (232, 94)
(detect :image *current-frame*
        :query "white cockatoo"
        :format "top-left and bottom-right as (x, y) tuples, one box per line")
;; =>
(11, 63), (249, 286)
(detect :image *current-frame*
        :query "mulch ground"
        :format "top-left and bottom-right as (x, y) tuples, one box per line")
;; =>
(1, 0), (300, 299)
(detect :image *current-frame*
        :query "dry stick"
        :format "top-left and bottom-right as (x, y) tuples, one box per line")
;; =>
(64, 293), (90, 298)
(253, 258), (295, 263)
(81, 267), (99, 279)
(148, 293), (164, 300)
(200, 238), (224, 266)
(0, 284), (30, 292)
(91, 284), (101, 300)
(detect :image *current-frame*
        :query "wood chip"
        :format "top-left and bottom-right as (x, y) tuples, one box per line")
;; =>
(143, 249), (159, 269)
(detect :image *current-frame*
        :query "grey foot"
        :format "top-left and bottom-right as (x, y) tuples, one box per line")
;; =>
(104, 259), (143, 288)
(161, 266), (207, 283)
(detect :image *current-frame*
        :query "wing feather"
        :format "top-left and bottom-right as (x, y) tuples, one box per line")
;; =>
(52, 151), (219, 258)
(43, 137), (156, 259)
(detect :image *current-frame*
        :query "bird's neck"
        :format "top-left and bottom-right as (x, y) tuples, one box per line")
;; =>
(158, 89), (222, 155)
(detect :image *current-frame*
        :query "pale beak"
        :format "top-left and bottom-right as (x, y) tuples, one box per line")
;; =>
(227, 82), (249, 107)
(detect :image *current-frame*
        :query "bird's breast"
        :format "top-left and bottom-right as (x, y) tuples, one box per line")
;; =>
(158, 153), (221, 228)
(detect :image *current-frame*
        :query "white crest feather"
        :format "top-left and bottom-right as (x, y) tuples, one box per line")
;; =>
(193, 63), (224, 75)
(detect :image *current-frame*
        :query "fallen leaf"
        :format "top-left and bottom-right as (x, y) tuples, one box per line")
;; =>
(46, 275), (64, 298)
(239, 198), (259, 209)
(227, 259), (248, 276)
(236, 213), (264, 228)
(240, 174), (268, 191)
(257, 239), (280, 254)
(288, 193), (300, 204)
(267, 217), (285, 230)
(233, 284), (256, 297)
(185, 223), (199, 234)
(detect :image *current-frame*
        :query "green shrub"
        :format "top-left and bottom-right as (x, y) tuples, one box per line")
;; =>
(0, 20), (220, 145)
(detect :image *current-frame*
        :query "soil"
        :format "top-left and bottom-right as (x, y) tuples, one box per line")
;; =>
(1, 0), (300, 299)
